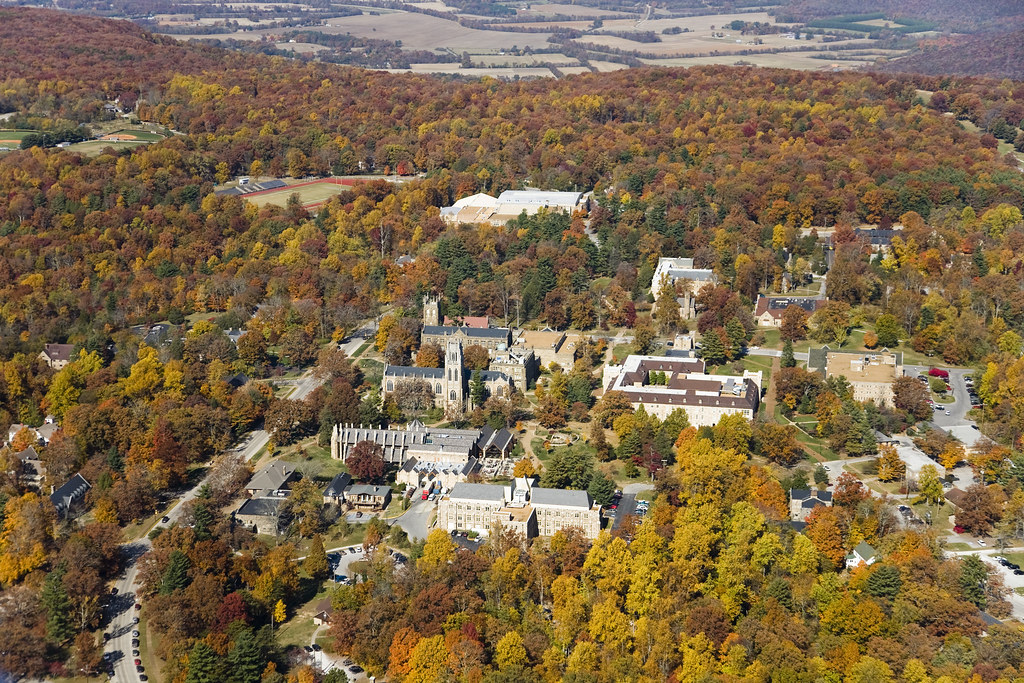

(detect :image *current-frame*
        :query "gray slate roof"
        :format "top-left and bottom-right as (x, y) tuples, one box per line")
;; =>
(247, 461), (296, 492)
(423, 325), (510, 340)
(324, 473), (352, 497)
(384, 366), (444, 379)
(449, 482), (505, 502)
(50, 473), (90, 511)
(237, 497), (284, 517)
(346, 484), (391, 497)
(530, 487), (593, 509)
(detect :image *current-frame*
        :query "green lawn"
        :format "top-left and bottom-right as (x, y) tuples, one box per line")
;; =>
(1002, 552), (1024, 567)
(352, 341), (371, 358)
(0, 129), (38, 141)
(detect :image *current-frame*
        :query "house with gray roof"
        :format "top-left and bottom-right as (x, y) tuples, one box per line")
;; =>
(245, 461), (298, 497)
(846, 541), (878, 569)
(789, 489), (832, 521)
(345, 484), (391, 510)
(40, 343), (76, 369)
(322, 473), (352, 505)
(235, 497), (289, 536)
(50, 473), (90, 519)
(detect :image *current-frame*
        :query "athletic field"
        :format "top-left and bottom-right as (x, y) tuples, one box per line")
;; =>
(244, 178), (357, 209)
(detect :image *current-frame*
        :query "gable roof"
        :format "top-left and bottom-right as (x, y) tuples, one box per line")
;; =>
(853, 541), (876, 561)
(247, 461), (297, 492)
(16, 445), (40, 462)
(42, 343), (76, 363)
(422, 325), (510, 340)
(346, 484), (390, 497)
(945, 487), (969, 508)
(50, 473), (90, 511)
(323, 473), (352, 497)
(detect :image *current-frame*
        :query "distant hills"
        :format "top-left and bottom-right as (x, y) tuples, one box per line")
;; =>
(877, 29), (1024, 80)
(774, 0), (1024, 32)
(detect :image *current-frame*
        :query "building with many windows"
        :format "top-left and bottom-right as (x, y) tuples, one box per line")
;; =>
(808, 347), (903, 408)
(383, 340), (513, 412)
(436, 477), (601, 539)
(602, 354), (761, 425)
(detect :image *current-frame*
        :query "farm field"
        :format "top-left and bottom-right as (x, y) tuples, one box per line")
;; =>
(387, 64), (557, 78)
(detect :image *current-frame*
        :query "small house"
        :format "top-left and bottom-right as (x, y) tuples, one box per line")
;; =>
(845, 541), (877, 569)
(312, 597), (334, 626)
(344, 484), (391, 511)
(40, 343), (76, 370)
(245, 461), (298, 497)
(322, 473), (352, 505)
(50, 473), (91, 519)
(235, 497), (288, 536)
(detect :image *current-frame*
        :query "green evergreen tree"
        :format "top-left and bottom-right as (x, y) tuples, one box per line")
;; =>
(185, 641), (220, 683)
(874, 314), (903, 348)
(587, 471), (615, 506)
(566, 372), (594, 407)
(959, 554), (988, 608)
(813, 464), (829, 487)
(470, 370), (487, 408)
(700, 329), (727, 366)
(193, 502), (214, 541)
(42, 565), (74, 645)
(228, 628), (266, 683)
(725, 317), (747, 357)
(781, 339), (796, 368)
(866, 565), (902, 599)
(160, 549), (192, 595)
(304, 534), (329, 581)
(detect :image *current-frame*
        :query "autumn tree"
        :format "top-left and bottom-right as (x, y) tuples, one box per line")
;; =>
(875, 444), (905, 483)
(347, 440), (386, 482)
(811, 301), (851, 346)
(956, 484), (1000, 535)
(753, 422), (802, 466)
(416, 342), (443, 368)
(780, 305), (809, 342)
(463, 345), (490, 372)
(892, 376), (931, 422)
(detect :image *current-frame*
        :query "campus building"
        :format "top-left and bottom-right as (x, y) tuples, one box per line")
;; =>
(440, 190), (589, 226)
(808, 347), (903, 408)
(651, 257), (717, 319)
(603, 355), (761, 426)
(436, 477), (601, 539)
(753, 295), (825, 328)
(383, 340), (513, 412)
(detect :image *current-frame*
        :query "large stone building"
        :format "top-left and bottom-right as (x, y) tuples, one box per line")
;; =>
(384, 340), (513, 412)
(440, 190), (589, 226)
(808, 347), (903, 407)
(420, 325), (512, 356)
(603, 355), (761, 425)
(513, 329), (583, 369)
(436, 477), (601, 539)
(330, 420), (516, 491)
(489, 348), (539, 392)
(651, 257), (717, 319)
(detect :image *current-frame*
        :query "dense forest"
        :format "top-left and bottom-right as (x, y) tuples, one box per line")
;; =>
(2, 6), (1024, 682)
(878, 30), (1024, 82)
(773, 0), (1024, 32)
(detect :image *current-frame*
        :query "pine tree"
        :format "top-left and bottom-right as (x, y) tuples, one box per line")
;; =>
(700, 329), (727, 366)
(781, 340), (796, 368)
(304, 534), (329, 581)
(160, 549), (192, 595)
(470, 370), (487, 408)
(228, 628), (266, 683)
(193, 502), (214, 541)
(587, 471), (615, 506)
(186, 641), (219, 683)
(42, 565), (74, 645)
(725, 318), (747, 358)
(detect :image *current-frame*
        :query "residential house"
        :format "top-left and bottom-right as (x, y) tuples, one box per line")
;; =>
(40, 343), (76, 370)
(345, 484), (391, 511)
(322, 473), (352, 505)
(312, 597), (334, 626)
(235, 497), (289, 536)
(50, 473), (91, 519)
(245, 461), (298, 497)
(15, 446), (45, 489)
(789, 489), (833, 522)
(845, 541), (878, 569)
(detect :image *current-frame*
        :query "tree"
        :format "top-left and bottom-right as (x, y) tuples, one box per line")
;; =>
(347, 440), (386, 482)
(632, 319), (656, 355)
(892, 376), (931, 422)
(780, 305), (809, 342)
(273, 599), (287, 628)
(781, 340), (796, 368)
(587, 471), (615, 506)
(227, 627), (266, 683)
(470, 370), (487, 407)
(956, 484), (1000, 535)
(866, 564), (902, 600)
(960, 554), (988, 608)
(874, 314), (903, 348)
(700, 328), (727, 366)
(811, 301), (851, 346)
(753, 422), (801, 466)
(304, 534), (329, 580)
(416, 342), (443, 368)
(236, 332), (270, 374)
(594, 391), (633, 427)
(654, 275), (682, 335)
(418, 528), (456, 571)
(407, 634), (447, 683)
(495, 630), (529, 668)
(513, 458), (537, 477)
(463, 345), (490, 371)
(160, 549), (192, 594)
(875, 444), (905, 482)
(542, 446), (594, 490)
(0, 492), (56, 584)
(186, 641), (220, 683)
(915, 465), (944, 506)
(725, 318), (747, 358)
(42, 565), (74, 645)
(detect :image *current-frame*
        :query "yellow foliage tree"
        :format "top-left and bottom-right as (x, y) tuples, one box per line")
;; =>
(0, 492), (55, 584)
(876, 444), (905, 482)
(494, 630), (528, 668)
(417, 528), (456, 573)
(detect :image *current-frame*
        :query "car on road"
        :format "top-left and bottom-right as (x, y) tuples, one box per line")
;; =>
(133, 649), (140, 657)
(137, 664), (145, 672)
(944, 410), (950, 415)
(977, 538), (986, 546)
(312, 644), (321, 651)
(304, 646), (312, 653)
(133, 617), (140, 624)
(349, 665), (364, 674)
(161, 516), (170, 523)
(132, 638), (140, 647)
(421, 490), (429, 500)
(132, 630), (140, 637)
(135, 603), (142, 610)
(135, 659), (142, 666)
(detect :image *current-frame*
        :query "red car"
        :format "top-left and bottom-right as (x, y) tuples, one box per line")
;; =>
(954, 525), (965, 534)
(135, 659), (142, 666)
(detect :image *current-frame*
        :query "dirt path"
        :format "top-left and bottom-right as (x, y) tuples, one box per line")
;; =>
(763, 356), (780, 417)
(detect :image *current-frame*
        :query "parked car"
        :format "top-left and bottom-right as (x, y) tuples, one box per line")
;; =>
(421, 490), (429, 500)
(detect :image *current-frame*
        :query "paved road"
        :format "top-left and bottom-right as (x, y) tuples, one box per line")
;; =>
(103, 369), (319, 682)
(391, 497), (435, 541)
(946, 548), (1024, 620)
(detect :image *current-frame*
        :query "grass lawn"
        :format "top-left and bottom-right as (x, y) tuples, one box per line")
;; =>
(1002, 552), (1024, 566)
(280, 439), (350, 479)
(0, 129), (38, 141)
(275, 583), (334, 651)
(599, 459), (649, 486)
(359, 358), (385, 387)
(945, 542), (975, 552)
(774, 405), (839, 461)
(246, 181), (350, 209)
(65, 139), (151, 156)
(140, 614), (163, 683)
(612, 343), (633, 364)
(352, 341), (371, 358)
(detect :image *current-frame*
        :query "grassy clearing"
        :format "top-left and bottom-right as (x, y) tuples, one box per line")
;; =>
(0, 129), (38, 141)
(65, 139), (151, 156)
(246, 181), (351, 209)
(1002, 552), (1024, 566)
(352, 341), (371, 358)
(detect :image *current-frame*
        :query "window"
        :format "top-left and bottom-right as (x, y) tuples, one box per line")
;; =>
(435, 383), (441, 394)
(386, 381), (393, 392)
(450, 390), (457, 401)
